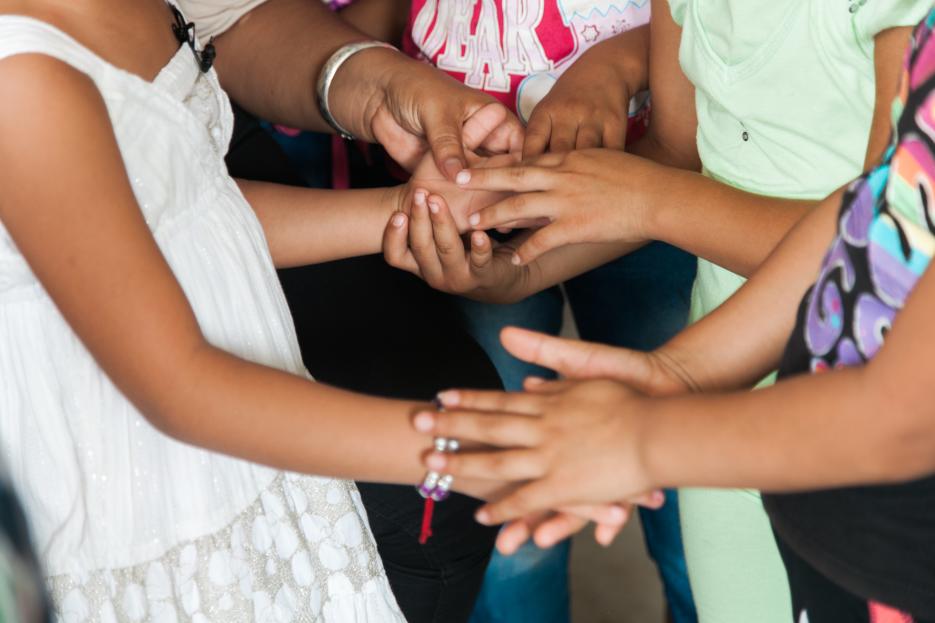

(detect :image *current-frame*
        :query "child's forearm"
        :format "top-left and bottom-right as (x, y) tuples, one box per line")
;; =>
(649, 189), (842, 392)
(152, 344), (498, 497)
(154, 344), (428, 483)
(643, 167), (816, 277)
(238, 180), (402, 267)
(641, 364), (935, 493)
(516, 240), (644, 301)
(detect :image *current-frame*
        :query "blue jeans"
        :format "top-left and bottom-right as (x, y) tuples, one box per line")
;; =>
(457, 242), (698, 623)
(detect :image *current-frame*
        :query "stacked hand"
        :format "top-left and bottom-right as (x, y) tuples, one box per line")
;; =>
(455, 148), (672, 264)
(331, 49), (524, 179)
(412, 327), (696, 552)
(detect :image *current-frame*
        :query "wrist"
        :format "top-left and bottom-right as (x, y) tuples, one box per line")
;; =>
(327, 45), (401, 141)
(383, 184), (407, 220)
(638, 165), (683, 242)
(633, 398), (679, 491)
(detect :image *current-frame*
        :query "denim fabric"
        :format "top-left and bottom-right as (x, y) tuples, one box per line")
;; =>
(458, 242), (699, 623)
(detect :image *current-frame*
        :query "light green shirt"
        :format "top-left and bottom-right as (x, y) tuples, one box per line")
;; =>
(666, 0), (931, 321)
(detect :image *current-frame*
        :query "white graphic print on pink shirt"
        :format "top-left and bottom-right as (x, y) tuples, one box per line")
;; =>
(403, 0), (650, 123)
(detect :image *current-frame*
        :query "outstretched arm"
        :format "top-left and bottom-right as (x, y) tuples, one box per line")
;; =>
(417, 192), (935, 523)
(460, 10), (910, 274)
(0, 54), (441, 488)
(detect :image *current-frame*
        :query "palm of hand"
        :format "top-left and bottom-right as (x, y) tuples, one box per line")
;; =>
(407, 152), (515, 232)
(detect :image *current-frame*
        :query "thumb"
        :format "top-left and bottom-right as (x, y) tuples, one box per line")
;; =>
(461, 102), (511, 152)
(423, 106), (470, 182)
(500, 327), (646, 382)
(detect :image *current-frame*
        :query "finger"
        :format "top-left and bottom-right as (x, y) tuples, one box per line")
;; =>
(469, 230), (494, 274)
(408, 194), (444, 284)
(575, 124), (602, 150)
(427, 195), (469, 274)
(413, 408), (542, 447)
(476, 480), (566, 526)
(526, 152), (567, 168)
(496, 518), (535, 555)
(633, 489), (666, 510)
(435, 388), (544, 414)
(382, 211), (421, 274)
(468, 194), (554, 231)
(501, 327), (628, 379)
(423, 448), (546, 481)
(594, 520), (626, 547)
(479, 113), (525, 156)
(423, 107), (470, 181)
(521, 378), (572, 395)
(602, 118), (627, 151)
(454, 164), (555, 193)
(461, 102), (510, 152)
(523, 111), (552, 159)
(513, 225), (569, 265)
(489, 217), (552, 230)
(533, 513), (588, 548)
(548, 120), (576, 154)
(560, 503), (629, 526)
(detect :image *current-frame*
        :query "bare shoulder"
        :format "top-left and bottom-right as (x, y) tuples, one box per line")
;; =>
(0, 52), (106, 149)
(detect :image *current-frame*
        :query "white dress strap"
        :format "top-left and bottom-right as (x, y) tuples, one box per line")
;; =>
(0, 15), (104, 79)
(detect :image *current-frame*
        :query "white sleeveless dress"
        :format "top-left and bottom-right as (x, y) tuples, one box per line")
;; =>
(0, 16), (405, 623)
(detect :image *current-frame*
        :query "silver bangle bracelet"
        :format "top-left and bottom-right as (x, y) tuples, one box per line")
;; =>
(316, 40), (398, 141)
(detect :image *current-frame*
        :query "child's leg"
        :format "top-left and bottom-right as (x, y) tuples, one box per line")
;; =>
(564, 241), (698, 623)
(454, 290), (570, 623)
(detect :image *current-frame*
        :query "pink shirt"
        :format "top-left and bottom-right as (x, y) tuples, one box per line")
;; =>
(402, 0), (650, 124)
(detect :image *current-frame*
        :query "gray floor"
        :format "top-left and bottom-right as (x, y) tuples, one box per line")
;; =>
(570, 515), (665, 623)
(561, 302), (666, 623)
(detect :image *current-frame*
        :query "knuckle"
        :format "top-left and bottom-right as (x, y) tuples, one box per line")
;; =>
(509, 166), (527, 183)
(435, 240), (457, 255)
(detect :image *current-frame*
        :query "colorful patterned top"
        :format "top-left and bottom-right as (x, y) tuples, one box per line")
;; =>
(764, 8), (935, 619)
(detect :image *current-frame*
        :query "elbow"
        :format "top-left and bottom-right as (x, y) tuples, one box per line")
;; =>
(860, 368), (935, 484)
(132, 341), (218, 443)
(873, 420), (935, 484)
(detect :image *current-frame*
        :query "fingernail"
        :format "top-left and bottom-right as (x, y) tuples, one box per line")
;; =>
(471, 232), (486, 246)
(455, 170), (471, 186)
(444, 159), (463, 180)
(610, 505), (628, 523)
(511, 254), (521, 265)
(468, 213), (480, 227)
(414, 190), (427, 206)
(654, 491), (666, 506)
(391, 213), (406, 227)
(413, 411), (435, 432)
(437, 390), (460, 406)
(428, 200), (439, 214)
(475, 508), (492, 525)
(425, 452), (447, 471)
(525, 376), (545, 387)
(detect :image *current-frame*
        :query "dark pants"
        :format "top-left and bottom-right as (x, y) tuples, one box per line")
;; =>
(225, 106), (500, 623)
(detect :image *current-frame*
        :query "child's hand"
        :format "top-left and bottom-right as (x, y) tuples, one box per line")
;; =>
(457, 149), (674, 264)
(411, 378), (660, 526)
(499, 326), (697, 397)
(403, 148), (517, 232)
(523, 33), (642, 158)
(383, 191), (532, 303)
(496, 493), (664, 555)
